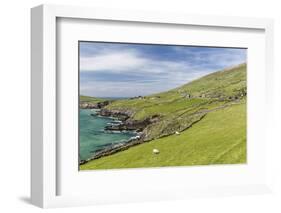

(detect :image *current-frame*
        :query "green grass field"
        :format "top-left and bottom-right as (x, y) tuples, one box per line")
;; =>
(80, 95), (106, 104)
(80, 63), (247, 170)
(80, 102), (246, 169)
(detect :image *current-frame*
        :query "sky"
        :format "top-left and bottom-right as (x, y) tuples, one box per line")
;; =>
(79, 42), (246, 98)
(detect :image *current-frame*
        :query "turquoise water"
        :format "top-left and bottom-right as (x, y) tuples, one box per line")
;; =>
(79, 109), (136, 161)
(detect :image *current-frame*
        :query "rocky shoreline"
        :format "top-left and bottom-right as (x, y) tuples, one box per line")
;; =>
(98, 108), (133, 121)
(97, 104), (160, 133)
(79, 100), (112, 109)
(79, 100), (159, 165)
(79, 98), (243, 165)
(104, 115), (159, 132)
(79, 136), (143, 165)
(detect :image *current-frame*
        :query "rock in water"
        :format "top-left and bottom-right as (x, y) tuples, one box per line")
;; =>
(153, 149), (160, 154)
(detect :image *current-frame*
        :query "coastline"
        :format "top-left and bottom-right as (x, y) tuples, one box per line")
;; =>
(80, 99), (246, 165)
(79, 105), (145, 165)
(79, 134), (143, 165)
(79, 64), (247, 166)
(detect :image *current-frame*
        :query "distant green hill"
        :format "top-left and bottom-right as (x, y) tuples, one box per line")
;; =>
(80, 95), (106, 104)
(80, 63), (247, 170)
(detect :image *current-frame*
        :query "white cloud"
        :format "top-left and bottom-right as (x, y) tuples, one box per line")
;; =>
(174, 47), (246, 68)
(80, 50), (148, 72)
(80, 49), (200, 80)
(80, 68), (211, 97)
(80, 44), (246, 97)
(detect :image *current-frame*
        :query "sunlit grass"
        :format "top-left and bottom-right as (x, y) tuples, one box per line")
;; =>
(80, 103), (246, 170)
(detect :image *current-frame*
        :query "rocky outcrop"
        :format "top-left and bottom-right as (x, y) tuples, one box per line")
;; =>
(98, 108), (133, 121)
(80, 100), (111, 109)
(80, 103), (98, 109)
(105, 115), (159, 132)
(80, 136), (145, 165)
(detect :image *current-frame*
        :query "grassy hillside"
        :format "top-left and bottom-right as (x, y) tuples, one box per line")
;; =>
(106, 63), (246, 141)
(80, 103), (246, 169)
(106, 63), (246, 115)
(80, 63), (247, 169)
(80, 95), (106, 104)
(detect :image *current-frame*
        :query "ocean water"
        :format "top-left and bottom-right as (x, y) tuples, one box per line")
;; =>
(79, 109), (136, 161)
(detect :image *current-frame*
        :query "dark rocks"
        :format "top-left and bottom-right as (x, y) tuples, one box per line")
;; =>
(105, 117), (154, 132)
(97, 100), (111, 108)
(106, 114), (160, 132)
(79, 160), (87, 165)
(79, 102), (162, 165)
(130, 95), (145, 100)
(80, 102), (98, 109)
(79, 136), (146, 165)
(79, 100), (111, 109)
(99, 108), (132, 121)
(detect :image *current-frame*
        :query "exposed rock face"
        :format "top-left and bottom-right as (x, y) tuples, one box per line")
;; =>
(129, 96), (145, 100)
(105, 117), (154, 132)
(80, 136), (145, 165)
(99, 108), (133, 121)
(79, 100), (111, 109)
(100, 109), (160, 132)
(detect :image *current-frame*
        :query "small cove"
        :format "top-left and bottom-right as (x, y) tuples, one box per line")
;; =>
(79, 109), (137, 161)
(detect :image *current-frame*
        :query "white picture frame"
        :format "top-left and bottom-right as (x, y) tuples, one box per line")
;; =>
(31, 4), (274, 208)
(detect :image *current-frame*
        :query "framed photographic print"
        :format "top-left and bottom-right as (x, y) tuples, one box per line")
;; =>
(31, 4), (274, 208)
(78, 41), (248, 170)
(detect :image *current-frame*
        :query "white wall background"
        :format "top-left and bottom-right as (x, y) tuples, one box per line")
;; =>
(0, 0), (280, 212)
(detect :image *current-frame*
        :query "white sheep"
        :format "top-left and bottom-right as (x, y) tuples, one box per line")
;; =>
(175, 131), (180, 135)
(153, 149), (160, 154)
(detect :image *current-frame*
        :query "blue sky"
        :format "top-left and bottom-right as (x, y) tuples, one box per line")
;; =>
(80, 42), (246, 97)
